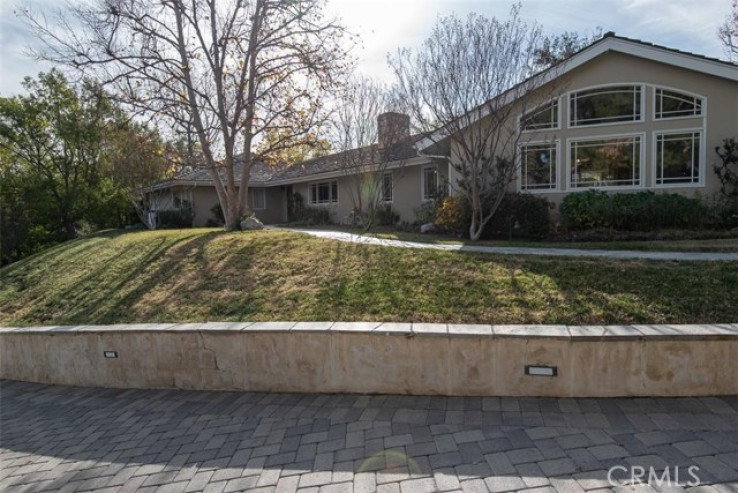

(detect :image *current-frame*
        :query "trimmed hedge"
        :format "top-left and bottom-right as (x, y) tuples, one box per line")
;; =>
(560, 190), (707, 231)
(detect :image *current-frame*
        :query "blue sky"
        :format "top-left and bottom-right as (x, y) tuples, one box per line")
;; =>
(0, 0), (732, 95)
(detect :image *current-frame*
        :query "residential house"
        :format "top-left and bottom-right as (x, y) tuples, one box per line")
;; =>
(146, 33), (738, 227)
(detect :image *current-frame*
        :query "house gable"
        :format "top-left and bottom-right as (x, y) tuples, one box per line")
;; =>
(416, 34), (737, 153)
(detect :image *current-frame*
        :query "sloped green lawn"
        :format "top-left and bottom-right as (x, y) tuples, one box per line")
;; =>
(0, 228), (736, 326)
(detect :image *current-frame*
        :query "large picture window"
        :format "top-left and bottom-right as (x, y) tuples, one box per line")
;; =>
(570, 85), (642, 127)
(570, 135), (642, 188)
(520, 142), (557, 191)
(309, 180), (338, 204)
(655, 131), (701, 185)
(655, 88), (702, 119)
(250, 188), (266, 210)
(521, 99), (559, 131)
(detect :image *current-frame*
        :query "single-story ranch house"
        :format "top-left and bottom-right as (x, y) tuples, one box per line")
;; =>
(146, 33), (738, 227)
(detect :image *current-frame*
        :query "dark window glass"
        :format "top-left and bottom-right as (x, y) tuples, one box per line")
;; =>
(570, 86), (641, 126)
(570, 136), (641, 188)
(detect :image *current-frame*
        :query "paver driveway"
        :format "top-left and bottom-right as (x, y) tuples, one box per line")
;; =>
(1, 380), (737, 493)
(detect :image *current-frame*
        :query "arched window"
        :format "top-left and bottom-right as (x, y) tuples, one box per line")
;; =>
(654, 88), (703, 119)
(521, 99), (559, 131)
(569, 85), (642, 127)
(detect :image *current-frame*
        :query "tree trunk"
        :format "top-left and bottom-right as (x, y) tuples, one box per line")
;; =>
(469, 218), (483, 241)
(223, 192), (241, 231)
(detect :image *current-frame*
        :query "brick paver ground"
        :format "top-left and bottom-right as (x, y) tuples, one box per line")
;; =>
(1, 380), (737, 492)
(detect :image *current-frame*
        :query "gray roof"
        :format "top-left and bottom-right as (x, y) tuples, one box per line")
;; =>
(150, 136), (424, 190)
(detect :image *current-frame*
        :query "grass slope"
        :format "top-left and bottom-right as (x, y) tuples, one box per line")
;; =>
(0, 228), (736, 326)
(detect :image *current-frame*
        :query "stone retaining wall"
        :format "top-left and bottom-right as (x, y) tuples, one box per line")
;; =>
(1, 323), (736, 396)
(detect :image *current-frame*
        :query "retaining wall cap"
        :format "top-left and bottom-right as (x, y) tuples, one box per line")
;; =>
(447, 324), (494, 336)
(411, 323), (448, 335)
(248, 321), (297, 331)
(602, 325), (642, 339)
(567, 325), (606, 338)
(494, 325), (569, 338)
(291, 321), (334, 332)
(373, 322), (412, 335)
(1, 323), (737, 340)
(331, 322), (382, 333)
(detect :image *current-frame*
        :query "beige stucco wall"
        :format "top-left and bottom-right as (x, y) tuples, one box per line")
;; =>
(447, 51), (738, 206)
(167, 185), (286, 226)
(291, 161), (448, 224)
(1, 324), (736, 397)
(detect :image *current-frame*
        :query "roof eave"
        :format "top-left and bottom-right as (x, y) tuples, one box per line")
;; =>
(416, 36), (738, 152)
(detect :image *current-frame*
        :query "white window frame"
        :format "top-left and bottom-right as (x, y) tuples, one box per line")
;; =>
(566, 133), (646, 191)
(652, 86), (706, 122)
(519, 98), (561, 133)
(568, 83), (645, 129)
(651, 129), (705, 189)
(250, 188), (266, 210)
(421, 166), (438, 202)
(309, 180), (338, 205)
(518, 140), (560, 193)
(381, 172), (393, 203)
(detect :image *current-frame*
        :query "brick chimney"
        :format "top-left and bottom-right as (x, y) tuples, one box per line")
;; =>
(377, 112), (410, 149)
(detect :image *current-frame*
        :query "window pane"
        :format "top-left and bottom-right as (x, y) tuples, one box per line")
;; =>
(521, 100), (559, 131)
(570, 86), (641, 126)
(423, 168), (437, 199)
(251, 188), (266, 209)
(521, 144), (557, 190)
(331, 181), (338, 203)
(571, 136), (641, 188)
(382, 173), (393, 202)
(310, 184), (317, 204)
(655, 89), (702, 119)
(656, 132), (700, 185)
(318, 183), (330, 202)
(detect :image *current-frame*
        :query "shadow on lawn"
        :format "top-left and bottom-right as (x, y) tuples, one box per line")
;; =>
(1, 230), (225, 326)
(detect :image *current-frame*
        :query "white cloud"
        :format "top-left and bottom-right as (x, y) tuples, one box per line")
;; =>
(0, 0), (731, 95)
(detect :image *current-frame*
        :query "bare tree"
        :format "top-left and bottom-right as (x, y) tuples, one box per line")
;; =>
(533, 28), (603, 71)
(23, 0), (353, 230)
(390, 5), (553, 240)
(331, 77), (409, 229)
(719, 0), (738, 61)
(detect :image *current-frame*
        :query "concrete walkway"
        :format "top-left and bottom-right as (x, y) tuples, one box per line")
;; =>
(2, 380), (738, 492)
(281, 228), (738, 261)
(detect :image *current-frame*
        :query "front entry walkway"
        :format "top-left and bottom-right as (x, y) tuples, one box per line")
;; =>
(2, 380), (737, 492)
(281, 228), (738, 262)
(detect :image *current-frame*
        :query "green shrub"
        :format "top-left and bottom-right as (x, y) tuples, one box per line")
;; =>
(560, 190), (708, 231)
(430, 193), (549, 239)
(206, 204), (225, 227)
(373, 204), (400, 226)
(714, 138), (738, 198)
(413, 200), (438, 225)
(157, 208), (194, 228)
(483, 193), (551, 240)
(435, 195), (470, 236)
(300, 206), (332, 225)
